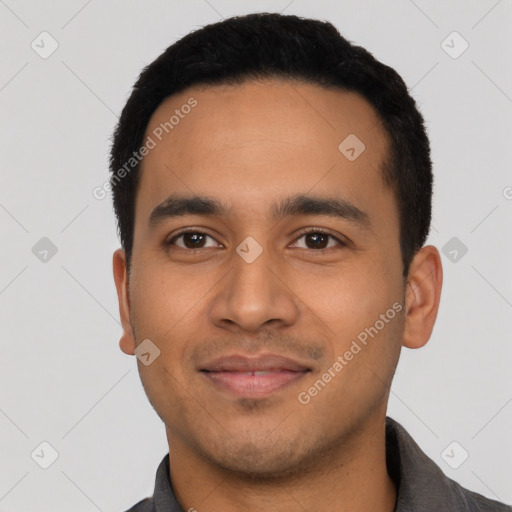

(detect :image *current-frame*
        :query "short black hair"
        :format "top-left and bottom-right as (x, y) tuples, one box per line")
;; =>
(109, 12), (432, 278)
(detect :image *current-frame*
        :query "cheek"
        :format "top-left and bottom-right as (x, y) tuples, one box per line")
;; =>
(128, 264), (198, 362)
(299, 263), (403, 386)
(131, 259), (208, 322)
(290, 259), (397, 339)
(129, 267), (200, 407)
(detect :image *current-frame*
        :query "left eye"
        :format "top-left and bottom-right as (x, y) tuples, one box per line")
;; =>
(292, 230), (345, 250)
(166, 230), (345, 251)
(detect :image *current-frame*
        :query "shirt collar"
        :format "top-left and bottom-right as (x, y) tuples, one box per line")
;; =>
(385, 416), (466, 510)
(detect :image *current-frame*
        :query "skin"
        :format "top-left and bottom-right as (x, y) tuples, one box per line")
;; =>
(113, 79), (443, 512)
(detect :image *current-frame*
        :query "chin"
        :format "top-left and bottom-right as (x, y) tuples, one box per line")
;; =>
(197, 433), (319, 482)
(214, 452), (304, 481)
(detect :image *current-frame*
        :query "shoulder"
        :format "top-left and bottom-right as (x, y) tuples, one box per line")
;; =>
(122, 496), (154, 512)
(455, 483), (512, 512)
(386, 417), (511, 511)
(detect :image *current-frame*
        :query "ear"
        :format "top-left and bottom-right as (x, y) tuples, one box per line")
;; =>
(402, 245), (443, 349)
(113, 248), (136, 355)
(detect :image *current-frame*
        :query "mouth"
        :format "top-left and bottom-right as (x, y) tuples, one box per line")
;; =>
(199, 354), (312, 398)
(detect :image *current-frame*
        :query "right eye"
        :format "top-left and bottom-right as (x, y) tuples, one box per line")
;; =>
(165, 230), (222, 251)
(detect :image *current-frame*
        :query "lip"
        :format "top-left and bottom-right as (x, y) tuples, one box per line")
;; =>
(200, 354), (311, 398)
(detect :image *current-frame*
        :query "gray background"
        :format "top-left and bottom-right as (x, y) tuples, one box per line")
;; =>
(1, 0), (511, 510)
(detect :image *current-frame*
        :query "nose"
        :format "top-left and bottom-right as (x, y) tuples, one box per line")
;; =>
(209, 244), (300, 333)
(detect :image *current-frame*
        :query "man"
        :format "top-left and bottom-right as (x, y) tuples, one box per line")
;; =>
(110, 12), (510, 512)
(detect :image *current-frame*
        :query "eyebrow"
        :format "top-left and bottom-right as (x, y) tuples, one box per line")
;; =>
(148, 193), (372, 230)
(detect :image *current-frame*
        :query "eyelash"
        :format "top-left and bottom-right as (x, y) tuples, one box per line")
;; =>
(165, 228), (347, 253)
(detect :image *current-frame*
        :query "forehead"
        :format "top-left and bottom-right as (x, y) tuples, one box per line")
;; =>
(135, 79), (394, 230)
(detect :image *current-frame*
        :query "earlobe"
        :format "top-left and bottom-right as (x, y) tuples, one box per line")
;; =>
(112, 248), (136, 355)
(402, 245), (443, 350)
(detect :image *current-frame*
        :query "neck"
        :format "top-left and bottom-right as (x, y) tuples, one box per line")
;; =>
(166, 415), (397, 512)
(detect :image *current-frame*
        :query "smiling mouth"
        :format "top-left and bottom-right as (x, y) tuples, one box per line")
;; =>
(199, 354), (312, 398)
(201, 369), (310, 397)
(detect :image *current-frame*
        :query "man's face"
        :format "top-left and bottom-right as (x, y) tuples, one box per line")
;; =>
(120, 79), (406, 477)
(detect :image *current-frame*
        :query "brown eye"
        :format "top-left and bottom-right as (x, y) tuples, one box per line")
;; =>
(303, 232), (329, 249)
(292, 229), (346, 251)
(167, 231), (219, 250)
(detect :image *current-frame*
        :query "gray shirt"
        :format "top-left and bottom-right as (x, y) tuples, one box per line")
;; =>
(125, 417), (511, 511)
